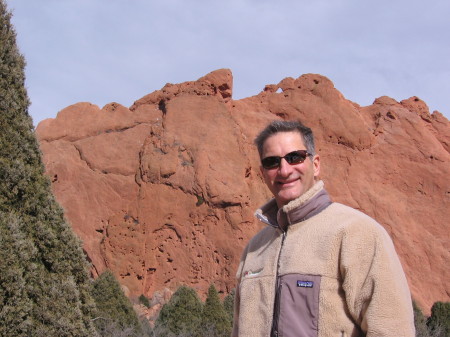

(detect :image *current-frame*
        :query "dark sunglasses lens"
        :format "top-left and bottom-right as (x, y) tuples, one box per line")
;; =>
(261, 156), (280, 169)
(261, 151), (308, 169)
(285, 151), (307, 164)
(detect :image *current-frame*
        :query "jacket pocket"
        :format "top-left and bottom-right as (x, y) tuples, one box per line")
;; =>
(277, 273), (321, 337)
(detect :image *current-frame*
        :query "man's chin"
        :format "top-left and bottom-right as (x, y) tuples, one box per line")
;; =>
(275, 190), (302, 207)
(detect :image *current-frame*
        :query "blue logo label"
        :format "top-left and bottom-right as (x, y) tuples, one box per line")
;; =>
(297, 280), (314, 288)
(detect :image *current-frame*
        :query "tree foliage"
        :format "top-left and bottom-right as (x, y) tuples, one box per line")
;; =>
(413, 300), (449, 337)
(154, 286), (203, 337)
(91, 270), (143, 337)
(139, 294), (151, 308)
(223, 288), (235, 325)
(201, 284), (230, 337)
(413, 300), (430, 337)
(153, 285), (235, 337)
(0, 1), (97, 335)
(427, 302), (449, 337)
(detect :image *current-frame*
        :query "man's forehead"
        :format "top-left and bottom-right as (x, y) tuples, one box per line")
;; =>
(262, 131), (305, 153)
(263, 130), (304, 144)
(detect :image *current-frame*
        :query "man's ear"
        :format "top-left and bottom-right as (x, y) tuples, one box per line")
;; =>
(313, 154), (320, 178)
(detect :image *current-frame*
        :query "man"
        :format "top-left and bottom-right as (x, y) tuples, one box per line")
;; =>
(233, 120), (415, 337)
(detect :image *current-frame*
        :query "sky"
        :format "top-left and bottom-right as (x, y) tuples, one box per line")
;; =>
(7, 0), (450, 126)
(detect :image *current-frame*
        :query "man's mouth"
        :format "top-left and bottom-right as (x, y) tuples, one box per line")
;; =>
(276, 178), (299, 186)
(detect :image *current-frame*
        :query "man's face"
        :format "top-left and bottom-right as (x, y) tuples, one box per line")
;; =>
(260, 131), (320, 208)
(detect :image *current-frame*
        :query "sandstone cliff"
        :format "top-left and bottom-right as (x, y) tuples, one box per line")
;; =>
(36, 69), (449, 315)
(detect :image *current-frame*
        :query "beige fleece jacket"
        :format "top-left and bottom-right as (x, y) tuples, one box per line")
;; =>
(233, 182), (415, 337)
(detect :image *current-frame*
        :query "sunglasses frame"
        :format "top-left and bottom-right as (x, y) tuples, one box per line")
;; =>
(261, 150), (310, 170)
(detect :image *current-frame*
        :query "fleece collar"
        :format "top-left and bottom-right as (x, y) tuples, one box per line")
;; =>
(255, 180), (332, 229)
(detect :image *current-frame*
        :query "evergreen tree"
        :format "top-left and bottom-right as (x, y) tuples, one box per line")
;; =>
(139, 294), (151, 308)
(91, 270), (143, 336)
(413, 300), (430, 337)
(154, 285), (203, 337)
(0, 1), (97, 335)
(201, 284), (230, 337)
(223, 288), (235, 330)
(427, 302), (449, 337)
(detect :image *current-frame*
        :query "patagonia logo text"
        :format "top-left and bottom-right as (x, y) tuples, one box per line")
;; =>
(297, 280), (314, 288)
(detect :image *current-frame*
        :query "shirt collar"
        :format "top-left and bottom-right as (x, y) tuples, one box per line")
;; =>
(255, 180), (332, 229)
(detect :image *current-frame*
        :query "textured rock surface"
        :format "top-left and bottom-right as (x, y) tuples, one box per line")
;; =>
(36, 69), (449, 315)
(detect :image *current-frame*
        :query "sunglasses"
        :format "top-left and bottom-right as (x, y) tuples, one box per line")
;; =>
(261, 150), (310, 169)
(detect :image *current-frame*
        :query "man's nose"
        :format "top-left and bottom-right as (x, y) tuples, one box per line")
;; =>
(278, 158), (292, 176)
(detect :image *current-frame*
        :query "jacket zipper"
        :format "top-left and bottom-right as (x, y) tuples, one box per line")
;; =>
(271, 227), (288, 337)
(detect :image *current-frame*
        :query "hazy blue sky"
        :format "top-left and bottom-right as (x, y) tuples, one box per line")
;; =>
(7, 0), (450, 125)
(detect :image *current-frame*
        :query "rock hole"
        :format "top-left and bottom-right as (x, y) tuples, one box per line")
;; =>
(158, 100), (167, 114)
(386, 111), (396, 120)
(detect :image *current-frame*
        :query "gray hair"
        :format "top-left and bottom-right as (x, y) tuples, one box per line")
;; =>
(254, 120), (316, 158)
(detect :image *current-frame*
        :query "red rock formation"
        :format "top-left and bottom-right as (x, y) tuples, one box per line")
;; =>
(36, 69), (449, 315)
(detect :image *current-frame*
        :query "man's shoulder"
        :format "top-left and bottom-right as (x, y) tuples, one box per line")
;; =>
(325, 202), (391, 239)
(243, 224), (279, 253)
(250, 224), (278, 241)
(326, 202), (376, 221)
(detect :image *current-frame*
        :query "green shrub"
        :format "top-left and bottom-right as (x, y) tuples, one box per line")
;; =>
(201, 284), (231, 337)
(153, 285), (235, 337)
(427, 302), (449, 337)
(139, 294), (151, 308)
(413, 300), (430, 337)
(91, 270), (142, 336)
(413, 300), (450, 337)
(154, 285), (203, 337)
(223, 288), (235, 324)
(0, 1), (96, 335)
